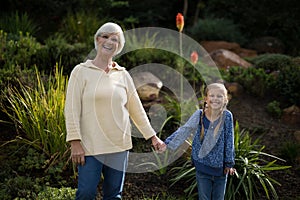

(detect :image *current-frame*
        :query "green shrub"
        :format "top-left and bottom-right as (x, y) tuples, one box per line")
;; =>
(188, 18), (246, 45)
(266, 101), (282, 118)
(223, 66), (275, 97)
(0, 11), (39, 37)
(249, 54), (293, 71)
(1, 65), (69, 165)
(37, 186), (76, 200)
(280, 142), (300, 165)
(36, 35), (88, 74)
(272, 64), (300, 106)
(0, 176), (42, 199)
(59, 11), (105, 47)
(2, 31), (41, 69)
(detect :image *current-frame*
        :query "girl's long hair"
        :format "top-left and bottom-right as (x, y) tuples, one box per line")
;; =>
(199, 83), (228, 141)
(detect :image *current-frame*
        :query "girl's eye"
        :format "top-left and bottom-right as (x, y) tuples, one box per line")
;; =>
(111, 38), (119, 43)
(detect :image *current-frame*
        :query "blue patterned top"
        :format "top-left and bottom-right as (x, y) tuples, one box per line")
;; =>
(165, 109), (235, 176)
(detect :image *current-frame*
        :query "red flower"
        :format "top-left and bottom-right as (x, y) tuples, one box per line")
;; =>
(190, 51), (199, 64)
(176, 13), (184, 32)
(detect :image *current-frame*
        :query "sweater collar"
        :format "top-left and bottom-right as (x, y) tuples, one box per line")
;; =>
(82, 59), (125, 71)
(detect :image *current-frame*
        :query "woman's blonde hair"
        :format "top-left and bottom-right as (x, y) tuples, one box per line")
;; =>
(94, 22), (125, 55)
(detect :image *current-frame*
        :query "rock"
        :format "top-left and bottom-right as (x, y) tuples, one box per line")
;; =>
(132, 72), (163, 101)
(225, 82), (244, 97)
(294, 131), (300, 143)
(200, 41), (257, 58)
(210, 49), (253, 69)
(201, 41), (240, 53)
(281, 105), (300, 126)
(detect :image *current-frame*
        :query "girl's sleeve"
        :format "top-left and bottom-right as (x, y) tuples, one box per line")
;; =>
(224, 110), (235, 168)
(165, 110), (201, 150)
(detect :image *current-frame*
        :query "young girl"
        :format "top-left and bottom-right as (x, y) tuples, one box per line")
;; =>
(165, 83), (235, 200)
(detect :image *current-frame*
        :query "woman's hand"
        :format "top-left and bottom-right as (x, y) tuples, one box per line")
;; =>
(151, 135), (166, 152)
(224, 167), (236, 176)
(70, 140), (85, 165)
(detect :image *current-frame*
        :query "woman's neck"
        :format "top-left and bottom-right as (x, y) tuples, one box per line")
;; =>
(92, 55), (113, 71)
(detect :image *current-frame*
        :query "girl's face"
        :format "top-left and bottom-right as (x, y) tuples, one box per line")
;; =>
(205, 88), (226, 111)
(96, 33), (119, 57)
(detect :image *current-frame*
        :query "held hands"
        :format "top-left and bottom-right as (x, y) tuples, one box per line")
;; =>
(70, 140), (85, 165)
(151, 135), (167, 153)
(224, 167), (236, 176)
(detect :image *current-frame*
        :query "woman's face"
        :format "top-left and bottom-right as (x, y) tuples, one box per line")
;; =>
(205, 88), (226, 111)
(96, 33), (120, 57)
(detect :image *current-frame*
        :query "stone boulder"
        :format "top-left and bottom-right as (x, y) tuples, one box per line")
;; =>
(210, 49), (253, 69)
(132, 71), (163, 101)
(281, 105), (300, 126)
(200, 41), (257, 58)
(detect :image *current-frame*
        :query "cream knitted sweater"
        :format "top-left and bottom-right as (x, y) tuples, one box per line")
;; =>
(65, 60), (156, 155)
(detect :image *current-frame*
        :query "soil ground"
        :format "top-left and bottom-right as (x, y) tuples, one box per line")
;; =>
(121, 92), (300, 200)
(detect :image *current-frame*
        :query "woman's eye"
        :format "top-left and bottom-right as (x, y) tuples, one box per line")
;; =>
(101, 35), (109, 39)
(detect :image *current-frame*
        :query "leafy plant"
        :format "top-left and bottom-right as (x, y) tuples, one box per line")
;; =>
(249, 53), (293, 72)
(2, 31), (41, 69)
(189, 18), (246, 45)
(1, 64), (70, 167)
(37, 186), (76, 200)
(0, 11), (39, 36)
(59, 11), (105, 46)
(266, 101), (282, 118)
(279, 142), (300, 165)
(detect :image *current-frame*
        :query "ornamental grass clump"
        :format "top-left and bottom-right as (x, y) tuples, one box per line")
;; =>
(2, 64), (69, 166)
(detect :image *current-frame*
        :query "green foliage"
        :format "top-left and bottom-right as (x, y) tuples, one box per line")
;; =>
(59, 11), (104, 46)
(249, 54), (293, 71)
(36, 35), (88, 74)
(2, 31), (41, 68)
(272, 64), (300, 106)
(2, 65), (69, 163)
(168, 122), (291, 200)
(0, 176), (42, 199)
(0, 11), (39, 36)
(37, 186), (76, 200)
(266, 101), (282, 118)
(280, 142), (300, 165)
(189, 18), (246, 45)
(223, 66), (275, 97)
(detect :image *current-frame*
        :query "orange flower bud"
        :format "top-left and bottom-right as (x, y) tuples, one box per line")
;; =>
(191, 51), (199, 64)
(176, 13), (184, 32)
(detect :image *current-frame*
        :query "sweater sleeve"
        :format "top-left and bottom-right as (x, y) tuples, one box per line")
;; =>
(224, 110), (235, 168)
(165, 110), (201, 150)
(64, 66), (84, 142)
(125, 71), (156, 140)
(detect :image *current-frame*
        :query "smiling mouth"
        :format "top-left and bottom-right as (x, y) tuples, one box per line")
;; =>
(103, 45), (113, 50)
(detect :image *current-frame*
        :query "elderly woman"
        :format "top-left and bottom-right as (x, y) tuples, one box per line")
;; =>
(64, 22), (165, 200)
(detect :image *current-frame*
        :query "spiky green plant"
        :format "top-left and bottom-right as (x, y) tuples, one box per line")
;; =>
(2, 64), (69, 167)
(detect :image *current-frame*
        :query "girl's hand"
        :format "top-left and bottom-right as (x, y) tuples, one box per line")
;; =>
(224, 167), (236, 176)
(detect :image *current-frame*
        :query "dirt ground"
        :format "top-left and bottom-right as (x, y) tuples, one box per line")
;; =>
(121, 92), (300, 200)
